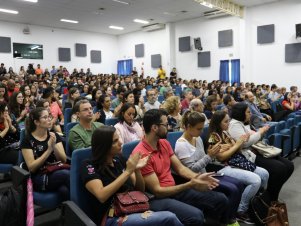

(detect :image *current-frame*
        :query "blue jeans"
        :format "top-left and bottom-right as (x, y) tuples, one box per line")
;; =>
(32, 169), (70, 201)
(219, 166), (269, 212)
(213, 175), (244, 221)
(105, 211), (183, 226)
(150, 189), (228, 226)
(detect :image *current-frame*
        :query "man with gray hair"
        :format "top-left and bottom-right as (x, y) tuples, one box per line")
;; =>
(144, 89), (161, 111)
(189, 98), (209, 125)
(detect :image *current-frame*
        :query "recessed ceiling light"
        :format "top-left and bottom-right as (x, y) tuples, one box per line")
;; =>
(112, 0), (129, 5)
(199, 1), (213, 8)
(0, 8), (19, 14)
(133, 19), (149, 24)
(23, 0), (38, 3)
(60, 19), (79, 24)
(109, 25), (124, 30)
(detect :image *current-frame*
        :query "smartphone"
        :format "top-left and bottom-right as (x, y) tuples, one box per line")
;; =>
(213, 172), (224, 177)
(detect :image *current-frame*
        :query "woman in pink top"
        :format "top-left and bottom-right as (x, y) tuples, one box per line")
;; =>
(114, 103), (144, 145)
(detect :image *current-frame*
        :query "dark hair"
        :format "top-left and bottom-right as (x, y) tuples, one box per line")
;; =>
(36, 99), (49, 108)
(97, 94), (109, 110)
(204, 95), (217, 111)
(20, 85), (31, 97)
(8, 92), (25, 118)
(143, 109), (168, 134)
(0, 83), (8, 102)
(68, 87), (79, 101)
(223, 94), (233, 106)
(0, 102), (8, 114)
(72, 99), (90, 113)
(209, 110), (227, 137)
(123, 90), (133, 103)
(91, 126), (116, 172)
(118, 103), (136, 122)
(231, 102), (248, 122)
(182, 110), (205, 129)
(91, 88), (100, 102)
(25, 107), (47, 134)
(42, 87), (54, 99)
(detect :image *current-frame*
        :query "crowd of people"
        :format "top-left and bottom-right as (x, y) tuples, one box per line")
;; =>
(0, 62), (298, 226)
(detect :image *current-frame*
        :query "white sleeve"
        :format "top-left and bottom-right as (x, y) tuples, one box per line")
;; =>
(175, 140), (191, 160)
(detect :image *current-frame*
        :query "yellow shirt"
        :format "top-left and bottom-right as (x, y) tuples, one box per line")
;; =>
(158, 68), (166, 79)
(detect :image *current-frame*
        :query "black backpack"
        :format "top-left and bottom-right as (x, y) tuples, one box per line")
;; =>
(0, 187), (22, 226)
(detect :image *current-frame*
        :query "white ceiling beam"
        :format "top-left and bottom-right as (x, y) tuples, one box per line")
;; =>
(195, 0), (244, 17)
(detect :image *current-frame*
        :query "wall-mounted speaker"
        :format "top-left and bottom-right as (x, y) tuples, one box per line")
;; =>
(296, 24), (301, 38)
(194, 37), (203, 51)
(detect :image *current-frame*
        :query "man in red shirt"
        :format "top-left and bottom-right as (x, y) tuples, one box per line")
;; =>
(132, 109), (230, 226)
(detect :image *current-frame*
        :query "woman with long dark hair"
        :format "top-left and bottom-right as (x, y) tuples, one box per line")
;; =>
(0, 83), (9, 103)
(9, 91), (27, 125)
(80, 126), (182, 225)
(21, 107), (69, 200)
(228, 102), (294, 202)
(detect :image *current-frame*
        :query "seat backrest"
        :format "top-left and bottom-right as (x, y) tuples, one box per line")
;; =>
(286, 118), (295, 129)
(64, 108), (73, 134)
(65, 122), (79, 157)
(105, 118), (119, 126)
(264, 123), (276, 140)
(158, 95), (164, 103)
(70, 148), (98, 222)
(275, 120), (286, 132)
(167, 131), (183, 151)
(122, 140), (140, 160)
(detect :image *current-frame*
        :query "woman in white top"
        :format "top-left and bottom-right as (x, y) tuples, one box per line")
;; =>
(175, 110), (242, 226)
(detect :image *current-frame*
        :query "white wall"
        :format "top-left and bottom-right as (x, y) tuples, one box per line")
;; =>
(117, 27), (171, 77)
(244, 0), (301, 88)
(0, 21), (118, 74)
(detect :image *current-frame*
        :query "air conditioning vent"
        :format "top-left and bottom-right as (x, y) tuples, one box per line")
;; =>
(23, 27), (30, 34)
(203, 10), (229, 19)
(142, 23), (165, 32)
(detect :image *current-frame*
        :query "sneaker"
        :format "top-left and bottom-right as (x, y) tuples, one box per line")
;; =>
(236, 212), (255, 225)
(227, 220), (240, 226)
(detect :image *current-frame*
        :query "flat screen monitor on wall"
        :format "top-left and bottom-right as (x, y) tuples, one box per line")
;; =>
(13, 43), (43, 59)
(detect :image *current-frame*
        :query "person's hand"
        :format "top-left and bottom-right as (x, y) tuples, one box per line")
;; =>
(262, 118), (267, 123)
(93, 112), (101, 121)
(259, 125), (269, 135)
(191, 172), (219, 191)
(207, 141), (221, 158)
(126, 153), (141, 174)
(47, 132), (56, 151)
(219, 143), (232, 152)
(266, 115), (272, 121)
(139, 96), (144, 106)
(4, 114), (12, 127)
(135, 155), (150, 170)
(237, 133), (250, 145)
(29, 96), (34, 103)
(21, 109), (27, 117)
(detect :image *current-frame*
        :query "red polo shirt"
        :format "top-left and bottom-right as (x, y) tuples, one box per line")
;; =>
(132, 139), (175, 187)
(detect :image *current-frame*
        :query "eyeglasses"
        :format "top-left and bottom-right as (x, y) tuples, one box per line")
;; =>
(157, 123), (168, 128)
(40, 115), (53, 120)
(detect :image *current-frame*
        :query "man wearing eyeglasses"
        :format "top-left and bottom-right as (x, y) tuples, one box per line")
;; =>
(68, 99), (103, 153)
(144, 89), (161, 111)
(132, 109), (229, 226)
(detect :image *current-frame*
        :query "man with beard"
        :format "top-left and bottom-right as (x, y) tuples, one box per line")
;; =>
(132, 109), (230, 226)
(144, 89), (160, 111)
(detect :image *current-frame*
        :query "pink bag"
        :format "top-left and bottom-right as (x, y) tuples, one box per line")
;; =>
(27, 178), (34, 226)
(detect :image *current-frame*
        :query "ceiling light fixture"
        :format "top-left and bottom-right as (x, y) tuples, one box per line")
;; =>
(194, 0), (243, 17)
(133, 19), (149, 24)
(0, 8), (19, 14)
(112, 0), (129, 5)
(200, 1), (213, 8)
(23, 0), (38, 3)
(60, 19), (79, 24)
(109, 25), (124, 30)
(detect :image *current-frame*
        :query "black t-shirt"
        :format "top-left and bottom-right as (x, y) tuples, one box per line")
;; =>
(20, 131), (62, 171)
(80, 155), (133, 223)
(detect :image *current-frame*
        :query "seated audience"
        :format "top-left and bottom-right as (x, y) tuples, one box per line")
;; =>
(204, 95), (218, 120)
(0, 102), (20, 165)
(189, 98), (209, 125)
(228, 103), (294, 201)
(175, 110), (243, 225)
(114, 103), (144, 144)
(0, 83), (8, 103)
(9, 91), (27, 127)
(97, 94), (114, 120)
(63, 87), (80, 111)
(209, 110), (269, 224)
(282, 92), (295, 112)
(21, 107), (69, 200)
(162, 96), (182, 132)
(180, 88), (193, 112)
(81, 126), (183, 225)
(132, 109), (230, 226)
(144, 89), (160, 111)
(69, 99), (103, 152)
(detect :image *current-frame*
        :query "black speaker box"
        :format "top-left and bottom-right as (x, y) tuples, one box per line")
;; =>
(296, 24), (301, 38)
(194, 37), (203, 51)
